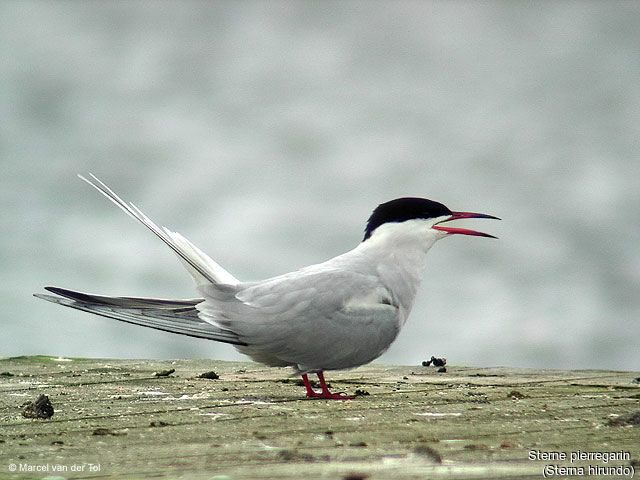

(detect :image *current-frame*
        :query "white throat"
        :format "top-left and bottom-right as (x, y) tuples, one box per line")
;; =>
(355, 219), (445, 323)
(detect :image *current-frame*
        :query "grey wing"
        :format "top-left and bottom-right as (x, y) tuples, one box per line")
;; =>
(198, 267), (401, 371)
(35, 286), (246, 345)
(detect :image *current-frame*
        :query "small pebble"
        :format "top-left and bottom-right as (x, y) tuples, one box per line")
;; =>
(607, 411), (640, 426)
(21, 394), (54, 419)
(422, 356), (446, 367)
(413, 445), (442, 463)
(507, 390), (526, 400)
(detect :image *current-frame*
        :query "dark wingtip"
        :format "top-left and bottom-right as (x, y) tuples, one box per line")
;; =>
(42, 286), (93, 303)
(44, 286), (71, 296)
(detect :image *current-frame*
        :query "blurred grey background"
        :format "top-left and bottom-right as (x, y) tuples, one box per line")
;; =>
(2, 1), (639, 370)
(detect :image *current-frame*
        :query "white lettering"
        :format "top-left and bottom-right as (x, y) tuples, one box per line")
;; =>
(529, 449), (567, 461)
(571, 449), (631, 464)
(19, 464), (49, 472)
(544, 464), (585, 477)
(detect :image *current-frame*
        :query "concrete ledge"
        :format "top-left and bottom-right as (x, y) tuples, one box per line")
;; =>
(1, 356), (638, 479)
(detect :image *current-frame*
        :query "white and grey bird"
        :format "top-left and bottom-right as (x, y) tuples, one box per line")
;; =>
(35, 175), (499, 399)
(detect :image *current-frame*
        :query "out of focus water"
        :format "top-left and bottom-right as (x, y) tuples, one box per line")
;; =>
(2, 2), (639, 370)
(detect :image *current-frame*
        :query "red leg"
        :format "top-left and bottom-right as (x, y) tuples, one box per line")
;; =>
(302, 373), (323, 398)
(301, 371), (353, 400)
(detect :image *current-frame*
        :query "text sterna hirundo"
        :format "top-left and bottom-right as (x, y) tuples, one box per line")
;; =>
(35, 175), (499, 399)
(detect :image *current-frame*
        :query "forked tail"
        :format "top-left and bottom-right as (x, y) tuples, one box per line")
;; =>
(77, 174), (239, 287)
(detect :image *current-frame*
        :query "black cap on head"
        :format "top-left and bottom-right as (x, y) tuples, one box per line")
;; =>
(363, 197), (452, 240)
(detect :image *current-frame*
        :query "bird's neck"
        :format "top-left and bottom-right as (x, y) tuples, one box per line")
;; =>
(356, 221), (440, 322)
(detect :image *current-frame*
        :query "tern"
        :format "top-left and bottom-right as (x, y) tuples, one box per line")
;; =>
(35, 175), (499, 399)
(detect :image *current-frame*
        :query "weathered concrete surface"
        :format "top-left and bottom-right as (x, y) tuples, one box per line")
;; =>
(0, 356), (638, 479)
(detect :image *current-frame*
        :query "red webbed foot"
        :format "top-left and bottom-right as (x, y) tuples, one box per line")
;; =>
(301, 372), (354, 400)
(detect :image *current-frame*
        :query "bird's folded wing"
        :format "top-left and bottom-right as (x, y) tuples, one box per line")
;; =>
(198, 266), (399, 369)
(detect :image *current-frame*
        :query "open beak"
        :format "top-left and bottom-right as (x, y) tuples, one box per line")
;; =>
(432, 211), (500, 239)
